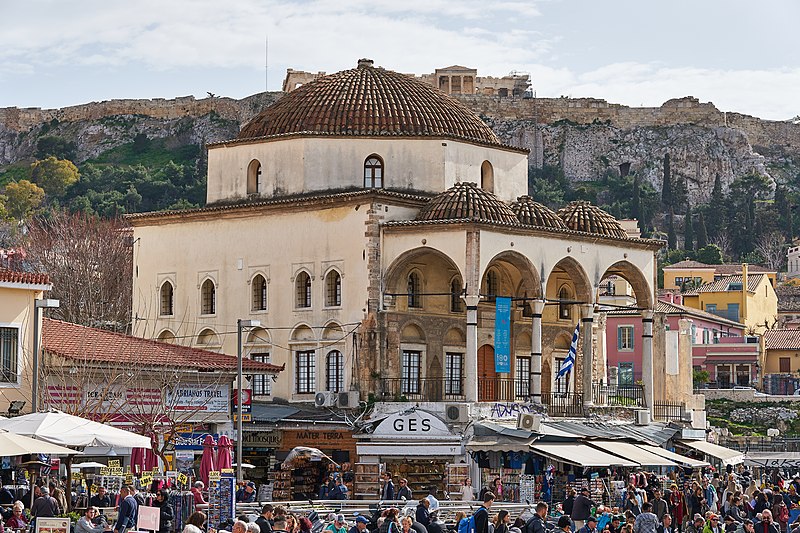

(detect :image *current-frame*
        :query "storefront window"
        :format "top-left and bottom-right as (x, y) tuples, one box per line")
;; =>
(618, 362), (634, 385)
(736, 364), (750, 386)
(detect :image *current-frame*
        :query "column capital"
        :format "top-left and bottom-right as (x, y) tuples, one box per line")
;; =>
(463, 295), (481, 307)
(532, 300), (546, 314)
(581, 303), (594, 319)
(642, 309), (655, 320)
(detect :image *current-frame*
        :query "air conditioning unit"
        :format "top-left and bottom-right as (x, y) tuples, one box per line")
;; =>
(444, 404), (469, 423)
(680, 412), (693, 423)
(337, 391), (360, 408)
(517, 413), (541, 432)
(634, 410), (650, 426)
(314, 391), (336, 407)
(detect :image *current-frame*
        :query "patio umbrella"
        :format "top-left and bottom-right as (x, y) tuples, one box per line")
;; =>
(199, 435), (216, 486)
(0, 410), (151, 448)
(144, 448), (159, 472)
(131, 447), (146, 474)
(216, 435), (233, 471)
(281, 446), (338, 468)
(71, 461), (106, 469)
(0, 429), (77, 456)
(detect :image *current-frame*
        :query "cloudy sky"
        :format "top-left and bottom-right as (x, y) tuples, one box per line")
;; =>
(2, 0), (798, 120)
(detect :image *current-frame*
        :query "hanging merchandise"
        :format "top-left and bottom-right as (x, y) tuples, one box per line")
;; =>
(207, 475), (235, 529)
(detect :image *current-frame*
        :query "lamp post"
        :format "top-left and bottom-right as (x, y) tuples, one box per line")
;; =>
(32, 298), (59, 413)
(236, 319), (260, 483)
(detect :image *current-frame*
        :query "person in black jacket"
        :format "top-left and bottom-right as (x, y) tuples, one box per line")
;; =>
(154, 490), (175, 533)
(416, 499), (431, 527)
(475, 492), (495, 533)
(525, 503), (549, 533)
(564, 489), (577, 517)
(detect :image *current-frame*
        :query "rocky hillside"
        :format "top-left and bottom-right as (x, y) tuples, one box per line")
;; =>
(1, 92), (798, 217)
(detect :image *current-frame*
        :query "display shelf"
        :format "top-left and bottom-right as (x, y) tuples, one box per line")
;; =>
(353, 463), (380, 500)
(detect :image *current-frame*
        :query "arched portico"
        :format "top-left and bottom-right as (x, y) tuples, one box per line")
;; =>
(599, 260), (654, 310)
(383, 247), (464, 314)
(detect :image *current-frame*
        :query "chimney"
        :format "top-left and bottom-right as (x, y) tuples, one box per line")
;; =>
(357, 58), (374, 68)
(742, 263), (748, 326)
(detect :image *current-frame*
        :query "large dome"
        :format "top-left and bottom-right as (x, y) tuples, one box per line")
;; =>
(557, 201), (628, 238)
(238, 59), (502, 146)
(416, 182), (519, 224)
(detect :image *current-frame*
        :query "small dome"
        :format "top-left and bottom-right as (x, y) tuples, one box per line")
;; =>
(238, 59), (502, 146)
(557, 201), (628, 238)
(510, 196), (567, 229)
(416, 182), (519, 224)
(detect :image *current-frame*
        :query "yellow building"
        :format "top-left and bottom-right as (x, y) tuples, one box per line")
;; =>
(764, 329), (800, 375)
(0, 269), (52, 414)
(663, 260), (777, 290)
(681, 267), (778, 333)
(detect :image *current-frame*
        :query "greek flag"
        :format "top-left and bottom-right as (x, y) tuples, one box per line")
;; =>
(557, 322), (580, 379)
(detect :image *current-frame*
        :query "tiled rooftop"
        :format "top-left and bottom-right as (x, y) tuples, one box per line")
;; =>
(765, 329), (800, 350)
(683, 274), (765, 295)
(238, 59), (506, 148)
(557, 201), (628, 239)
(415, 182), (519, 224)
(0, 268), (50, 286)
(43, 318), (283, 373)
(510, 195), (567, 229)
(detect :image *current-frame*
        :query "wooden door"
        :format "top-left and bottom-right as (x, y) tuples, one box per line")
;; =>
(478, 345), (496, 401)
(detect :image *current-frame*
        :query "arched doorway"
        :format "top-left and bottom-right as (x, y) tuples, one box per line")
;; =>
(478, 345), (496, 401)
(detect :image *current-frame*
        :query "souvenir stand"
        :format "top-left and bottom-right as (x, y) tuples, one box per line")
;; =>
(279, 447), (341, 501)
(207, 472), (235, 529)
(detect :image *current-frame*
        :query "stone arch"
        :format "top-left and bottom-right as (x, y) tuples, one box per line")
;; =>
(546, 256), (593, 305)
(516, 331), (532, 352)
(384, 247), (463, 313)
(444, 327), (466, 345)
(481, 250), (543, 301)
(322, 321), (344, 341)
(400, 322), (426, 343)
(599, 260), (654, 309)
(247, 159), (262, 194)
(246, 327), (271, 345)
(196, 327), (220, 346)
(157, 329), (176, 343)
(290, 323), (316, 342)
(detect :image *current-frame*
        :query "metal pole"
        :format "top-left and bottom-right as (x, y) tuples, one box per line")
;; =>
(32, 305), (40, 413)
(236, 319), (243, 484)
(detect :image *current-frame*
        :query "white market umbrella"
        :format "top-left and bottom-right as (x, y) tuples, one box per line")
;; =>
(71, 461), (107, 469)
(232, 462), (256, 469)
(0, 429), (78, 456)
(0, 410), (151, 448)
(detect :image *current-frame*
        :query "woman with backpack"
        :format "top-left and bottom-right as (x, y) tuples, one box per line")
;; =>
(772, 494), (789, 533)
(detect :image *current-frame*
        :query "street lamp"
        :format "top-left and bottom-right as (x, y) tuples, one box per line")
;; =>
(32, 298), (59, 413)
(236, 319), (260, 483)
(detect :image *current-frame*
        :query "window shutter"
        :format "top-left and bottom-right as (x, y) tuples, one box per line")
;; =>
(617, 327), (623, 349)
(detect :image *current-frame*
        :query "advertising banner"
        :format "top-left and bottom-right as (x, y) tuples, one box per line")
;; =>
(494, 296), (511, 373)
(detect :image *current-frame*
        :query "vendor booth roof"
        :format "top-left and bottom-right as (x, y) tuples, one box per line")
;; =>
(357, 444), (463, 456)
(468, 421), (538, 451)
(587, 441), (679, 467)
(744, 452), (800, 469)
(677, 440), (744, 465)
(541, 420), (678, 446)
(635, 444), (710, 468)
(530, 442), (639, 467)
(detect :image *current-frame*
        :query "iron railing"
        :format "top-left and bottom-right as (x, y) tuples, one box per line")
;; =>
(378, 378), (465, 401)
(592, 383), (646, 407)
(478, 378), (529, 402)
(652, 401), (684, 422)
(541, 391), (585, 417)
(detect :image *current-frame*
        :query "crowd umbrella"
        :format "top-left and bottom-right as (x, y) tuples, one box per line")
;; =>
(217, 434), (233, 471)
(199, 434), (217, 486)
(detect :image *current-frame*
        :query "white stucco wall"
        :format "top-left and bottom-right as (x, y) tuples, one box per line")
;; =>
(207, 137), (528, 204)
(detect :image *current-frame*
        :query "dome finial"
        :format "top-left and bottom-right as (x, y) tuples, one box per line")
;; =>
(357, 58), (374, 68)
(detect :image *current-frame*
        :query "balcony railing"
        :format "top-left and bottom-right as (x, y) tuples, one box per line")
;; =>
(378, 378), (466, 401)
(478, 378), (530, 402)
(541, 391), (585, 417)
(592, 383), (646, 408)
(652, 401), (684, 422)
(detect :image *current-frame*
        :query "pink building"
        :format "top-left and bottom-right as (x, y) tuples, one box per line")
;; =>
(605, 296), (752, 386)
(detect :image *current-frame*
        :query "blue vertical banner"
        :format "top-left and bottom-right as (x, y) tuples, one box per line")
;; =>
(494, 296), (512, 373)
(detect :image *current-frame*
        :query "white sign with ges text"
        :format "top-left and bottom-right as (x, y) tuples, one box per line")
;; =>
(372, 410), (454, 439)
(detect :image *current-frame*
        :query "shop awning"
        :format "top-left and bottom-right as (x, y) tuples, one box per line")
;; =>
(357, 444), (463, 457)
(466, 435), (538, 452)
(634, 444), (710, 468)
(587, 441), (679, 467)
(530, 442), (639, 467)
(744, 452), (800, 469)
(677, 440), (744, 465)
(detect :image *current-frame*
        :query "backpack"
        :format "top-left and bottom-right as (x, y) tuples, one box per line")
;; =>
(459, 508), (485, 533)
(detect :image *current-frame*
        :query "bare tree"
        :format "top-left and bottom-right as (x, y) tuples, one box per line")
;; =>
(711, 233), (733, 261)
(23, 210), (132, 331)
(756, 232), (787, 271)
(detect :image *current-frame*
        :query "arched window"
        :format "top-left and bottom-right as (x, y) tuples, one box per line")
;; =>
(159, 281), (174, 316)
(480, 160), (494, 192)
(558, 286), (571, 320)
(201, 279), (216, 315)
(450, 278), (463, 313)
(252, 274), (267, 311)
(407, 271), (422, 308)
(326, 350), (344, 392)
(364, 155), (383, 188)
(247, 159), (262, 195)
(325, 270), (342, 307)
(486, 270), (499, 302)
(295, 271), (312, 308)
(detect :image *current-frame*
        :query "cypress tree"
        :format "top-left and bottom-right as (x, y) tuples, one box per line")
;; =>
(684, 208), (694, 251)
(632, 175), (641, 220)
(696, 212), (708, 248)
(667, 209), (677, 250)
(705, 175), (724, 241)
(662, 154), (672, 208)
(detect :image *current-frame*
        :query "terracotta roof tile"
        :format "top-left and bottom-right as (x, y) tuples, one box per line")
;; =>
(663, 260), (715, 270)
(557, 201), (628, 239)
(604, 300), (743, 327)
(765, 329), (800, 350)
(0, 268), (50, 286)
(682, 274), (765, 295)
(415, 182), (518, 224)
(510, 196), (567, 229)
(43, 318), (283, 373)
(238, 59), (505, 148)
(715, 263), (775, 275)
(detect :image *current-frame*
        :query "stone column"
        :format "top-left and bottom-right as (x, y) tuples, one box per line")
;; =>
(530, 300), (545, 404)
(642, 310), (655, 412)
(465, 295), (480, 403)
(581, 304), (595, 407)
